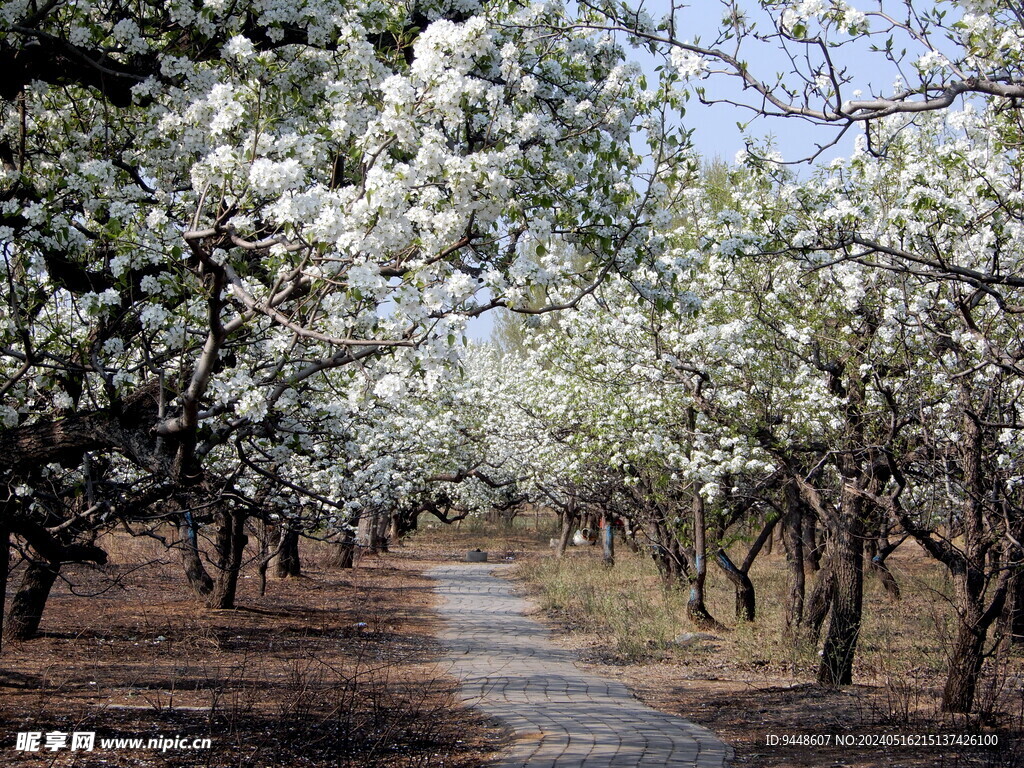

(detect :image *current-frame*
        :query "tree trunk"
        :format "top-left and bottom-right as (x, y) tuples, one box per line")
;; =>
(376, 511), (390, 552)
(207, 509), (247, 610)
(686, 494), (721, 630)
(939, 393), (1006, 713)
(357, 511), (377, 555)
(868, 545), (901, 601)
(581, 510), (598, 542)
(256, 520), (278, 596)
(941, 568), (1009, 713)
(942, 612), (987, 714)
(622, 518), (641, 553)
(357, 510), (390, 555)
(601, 516), (615, 567)
(387, 512), (403, 547)
(555, 508), (577, 559)
(803, 512), (821, 572)
(273, 524), (301, 578)
(178, 513), (213, 597)
(818, 519), (864, 687)
(4, 559), (59, 641)
(1009, 570), (1024, 643)
(0, 526), (8, 652)
(804, 548), (834, 638)
(783, 483), (805, 627)
(330, 511), (360, 569)
(715, 548), (755, 621)
(327, 529), (357, 569)
(648, 515), (689, 586)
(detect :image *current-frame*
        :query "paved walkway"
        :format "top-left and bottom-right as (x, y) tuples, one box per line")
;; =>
(429, 563), (732, 768)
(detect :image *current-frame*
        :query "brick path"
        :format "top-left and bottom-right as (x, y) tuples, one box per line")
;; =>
(429, 563), (732, 767)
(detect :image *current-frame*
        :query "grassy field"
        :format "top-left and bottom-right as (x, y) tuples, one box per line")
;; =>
(514, 540), (960, 682)
(504, 529), (1023, 768)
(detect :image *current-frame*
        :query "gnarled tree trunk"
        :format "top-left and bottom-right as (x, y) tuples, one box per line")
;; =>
(1008, 570), (1024, 643)
(783, 483), (806, 627)
(357, 509), (390, 555)
(178, 512), (213, 597)
(329, 528), (357, 569)
(0, 526), (8, 652)
(818, 514), (864, 687)
(207, 509), (247, 609)
(804, 547), (834, 638)
(867, 529), (902, 601)
(938, 396), (1011, 713)
(943, 605), (988, 713)
(715, 548), (755, 621)
(713, 514), (779, 622)
(555, 503), (578, 559)
(2, 520), (108, 643)
(802, 511), (821, 572)
(273, 523), (301, 578)
(647, 513), (690, 586)
(4, 559), (60, 642)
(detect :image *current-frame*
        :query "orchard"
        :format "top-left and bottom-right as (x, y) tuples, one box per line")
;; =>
(1, 0), (1023, 763)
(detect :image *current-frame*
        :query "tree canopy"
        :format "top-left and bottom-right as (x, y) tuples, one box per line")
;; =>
(2, 0), (1024, 717)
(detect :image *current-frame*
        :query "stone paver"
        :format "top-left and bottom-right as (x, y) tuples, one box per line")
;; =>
(429, 563), (732, 768)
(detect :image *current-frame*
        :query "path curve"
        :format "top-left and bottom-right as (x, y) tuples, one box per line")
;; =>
(429, 563), (732, 768)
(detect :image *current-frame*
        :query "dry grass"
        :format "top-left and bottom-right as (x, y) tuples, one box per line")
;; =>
(511, 534), (1024, 768)
(515, 554), (691, 660)
(396, 513), (560, 564)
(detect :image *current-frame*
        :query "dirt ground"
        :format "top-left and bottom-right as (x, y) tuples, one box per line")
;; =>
(0, 534), (507, 767)
(3, 518), (1022, 768)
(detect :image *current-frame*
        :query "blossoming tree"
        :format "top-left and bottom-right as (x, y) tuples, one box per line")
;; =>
(0, 0), (675, 627)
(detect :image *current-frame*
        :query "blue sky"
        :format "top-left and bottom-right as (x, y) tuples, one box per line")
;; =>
(467, 0), (946, 341)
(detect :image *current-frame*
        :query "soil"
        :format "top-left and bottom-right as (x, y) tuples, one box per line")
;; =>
(590, 665), (1017, 768)
(3, 520), (1021, 768)
(0, 535), (508, 767)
